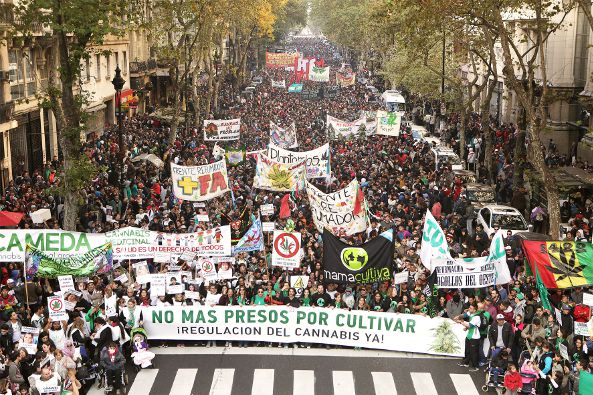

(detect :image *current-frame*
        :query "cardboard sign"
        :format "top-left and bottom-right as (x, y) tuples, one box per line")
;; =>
(583, 293), (593, 307)
(154, 252), (171, 263)
(392, 271), (409, 285)
(167, 284), (184, 295)
(574, 321), (592, 336)
(150, 274), (167, 296)
(47, 296), (68, 321)
(185, 291), (200, 300)
(58, 275), (75, 292)
(193, 203), (206, 208)
(114, 273), (129, 284)
(262, 222), (275, 232)
(196, 214), (210, 222)
(179, 251), (197, 262)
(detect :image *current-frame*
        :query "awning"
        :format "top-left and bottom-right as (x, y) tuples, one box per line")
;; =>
(0, 211), (24, 227)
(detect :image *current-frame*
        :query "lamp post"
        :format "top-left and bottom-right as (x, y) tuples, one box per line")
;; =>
(111, 65), (126, 196)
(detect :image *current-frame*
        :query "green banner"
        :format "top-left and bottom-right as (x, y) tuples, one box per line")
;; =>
(25, 242), (113, 278)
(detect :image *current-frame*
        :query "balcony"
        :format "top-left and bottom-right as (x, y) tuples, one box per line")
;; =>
(130, 59), (158, 76)
(0, 101), (15, 124)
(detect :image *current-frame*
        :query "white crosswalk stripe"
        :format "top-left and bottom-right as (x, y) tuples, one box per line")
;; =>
(293, 370), (315, 395)
(372, 372), (397, 395)
(170, 368), (198, 395)
(332, 371), (356, 395)
(410, 372), (438, 395)
(251, 369), (274, 395)
(118, 368), (479, 395)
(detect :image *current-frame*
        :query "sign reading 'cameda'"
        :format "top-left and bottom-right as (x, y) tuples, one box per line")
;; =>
(142, 306), (466, 357)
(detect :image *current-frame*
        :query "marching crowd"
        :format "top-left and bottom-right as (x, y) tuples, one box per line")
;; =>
(0, 37), (591, 395)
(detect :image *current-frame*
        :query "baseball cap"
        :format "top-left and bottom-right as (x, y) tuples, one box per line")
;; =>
(496, 314), (505, 320)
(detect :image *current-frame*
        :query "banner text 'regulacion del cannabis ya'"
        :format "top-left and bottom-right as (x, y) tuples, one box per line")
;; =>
(141, 306), (466, 357)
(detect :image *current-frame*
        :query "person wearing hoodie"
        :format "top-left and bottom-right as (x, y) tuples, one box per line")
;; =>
(100, 342), (125, 392)
(6, 351), (25, 388)
(446, 292), (464, 319)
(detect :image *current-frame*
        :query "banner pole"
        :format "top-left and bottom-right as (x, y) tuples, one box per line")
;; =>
(23, 258), (30, 311)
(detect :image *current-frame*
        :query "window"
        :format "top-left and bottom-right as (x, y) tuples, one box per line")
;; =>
(9, 49), (24, 100)
(115, 52), (119, 69)
(574, 6), (590, 86)
(95, 54), (101, 80)
(85, 58), (91, 81)
(24, 49), (35, 97)
(123, 51), (127, 75)
(106, 54), (111, 79)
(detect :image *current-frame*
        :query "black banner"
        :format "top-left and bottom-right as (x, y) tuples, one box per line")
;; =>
(322, 229), (394, 284)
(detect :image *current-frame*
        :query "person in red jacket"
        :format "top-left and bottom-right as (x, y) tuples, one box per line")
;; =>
(504, 363), (522, 395)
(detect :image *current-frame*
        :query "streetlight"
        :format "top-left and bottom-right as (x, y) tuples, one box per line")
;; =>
(111, 65), (126, 197)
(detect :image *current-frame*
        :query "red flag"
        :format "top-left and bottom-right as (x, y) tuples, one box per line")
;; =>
(353, 187), (364, 215)
(279, 194), (291, 219)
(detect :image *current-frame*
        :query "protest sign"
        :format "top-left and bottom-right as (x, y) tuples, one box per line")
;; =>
(150, 274), (167, 296)
(167, 284), (184, 295)
(185, 291), (200, 300)
(142, 306), (466, 357)
(376, 111), (403, 136)
(266, 143), (330, 179)
(269, 122), (298, 149)
(114, 273), (128, 284)
(271, 80), (286, 89)
(134, 261), (150, 284)
(58, 275), (75, 292)
(272, 231), (302, 268)
(308, 65), (330, 82)
(288, 84), (303, 93)
(203, 118), (240, 141)
(393, 271), (409, 285)
(253, 153), (306, 192)
(583, 292), (593, 307)
(171, 160), (230, 202)
(262, 222), (275, 232)
(260, 204), (275, 216)
(574, 321), (593, 336)
(107, 226), (232, 259)
(265, 52), (299, 68)
(336, 72), (355, 87)
(306, 180), (367, 236)
(26, 243), (113, 278)
(196, 214), (210, 222)
(199, 258), (218, 280)
(326, 115), (365, 138)
(47, 296), (68, 321)
(0, 229), (107, 262)
(290, 275), (309, 297)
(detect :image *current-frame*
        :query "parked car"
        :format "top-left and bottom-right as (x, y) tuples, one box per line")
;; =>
(477, 205), (530, 235)
(431, 147), (463, 171)
(465, 183), (495, 212)
(454, 170), (477, 184)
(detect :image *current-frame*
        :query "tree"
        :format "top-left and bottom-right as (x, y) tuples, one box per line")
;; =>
(7, 0), (132, 230)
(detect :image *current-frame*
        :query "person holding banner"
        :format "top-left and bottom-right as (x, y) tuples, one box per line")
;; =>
(456, 303), (482, 372)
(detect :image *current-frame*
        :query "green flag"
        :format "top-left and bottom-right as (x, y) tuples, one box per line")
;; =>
(534, 262), (552, 311)
(579, 370), (593, 395)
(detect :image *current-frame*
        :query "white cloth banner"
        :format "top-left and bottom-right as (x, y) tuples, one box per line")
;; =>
(376, 111), (403, 136)
(306, 180), (367, 236)
(361, 111), (377, 136)
(308, 65), (330, 82)
(420, 210), (450, 272)
(106, 226), (232, 259)
(0, 230), (107, 262)
(326, 115), (365, 138)
(272, 230), (302, 268)
(171, 160), (230, 201)
(203, 118), (241, 141)
(271, 80), (286, 88)
(269, 121), (298, 149)
(266, 142), (330, 179)
(253, 153), (306, 192)
(141, 306), (466, 357)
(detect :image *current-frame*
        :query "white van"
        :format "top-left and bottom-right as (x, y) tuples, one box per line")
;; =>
(380, 90), (406, 112)
(431, 147), (463, 171)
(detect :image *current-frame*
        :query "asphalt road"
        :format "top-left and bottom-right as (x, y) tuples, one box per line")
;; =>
(85, 347), (485, 395)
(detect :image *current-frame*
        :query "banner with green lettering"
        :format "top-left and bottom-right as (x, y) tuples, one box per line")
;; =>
(0, 230), (107, 262)
(25, 242), (113, 278)
(141, 306), (466, 356)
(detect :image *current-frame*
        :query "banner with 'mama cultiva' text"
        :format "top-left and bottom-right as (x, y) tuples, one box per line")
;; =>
(141, 306), (466, 356)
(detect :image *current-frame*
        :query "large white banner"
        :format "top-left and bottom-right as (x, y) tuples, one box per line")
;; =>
(420, 210), (450, 272)
(106, 226), (232, 259)
(171, 160), (230, 201)
(269, 121), (298, 149)
(306, 180), (367, 236)
(253, 153), (306, 192)
(142, 306), (466, 357)
(0, 230), (107, 262)
(203, 119), (241, 141)
(266, 143), (330, 179)
(308, 65), (330, 82)
(272, 230), (302, 268)
(326, 115), (365, 138)
(376, 111), (403, 136)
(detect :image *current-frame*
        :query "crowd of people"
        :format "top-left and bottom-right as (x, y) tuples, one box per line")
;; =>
(0, 37), (592, 395)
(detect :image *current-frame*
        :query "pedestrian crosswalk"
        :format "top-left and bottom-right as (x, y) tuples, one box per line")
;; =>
(114, 367), (480, 395)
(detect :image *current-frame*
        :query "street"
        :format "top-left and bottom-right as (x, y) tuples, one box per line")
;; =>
(88, 347), (483, 395)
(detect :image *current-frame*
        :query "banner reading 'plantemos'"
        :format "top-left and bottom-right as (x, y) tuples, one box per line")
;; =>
(265, 52), (299, 69)
(322, 229), (394, 284)
(141, 305), (466, 357)
(203, 119), (240, 141)
(307, 180), (367, 235)
(266, 142), (330, 179)
(253, 153), (306, 192)
(107, 226), (232, 259)
(171, 160), (230, 201)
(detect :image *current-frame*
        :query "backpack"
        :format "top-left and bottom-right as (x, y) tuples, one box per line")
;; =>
(478, 312), (489, 332)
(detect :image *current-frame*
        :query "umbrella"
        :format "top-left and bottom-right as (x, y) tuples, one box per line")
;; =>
(0, 211), (24, 227)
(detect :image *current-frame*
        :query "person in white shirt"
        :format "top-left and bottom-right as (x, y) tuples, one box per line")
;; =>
(205, 284), (221, 306)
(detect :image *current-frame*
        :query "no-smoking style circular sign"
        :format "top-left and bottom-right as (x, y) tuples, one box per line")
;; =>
(202, 259), (215, 274)
(48, 297), (63, 312)
(274, 232), (300, 258)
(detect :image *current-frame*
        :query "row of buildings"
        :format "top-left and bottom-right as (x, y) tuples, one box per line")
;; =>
(0, 0), (176, 190)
